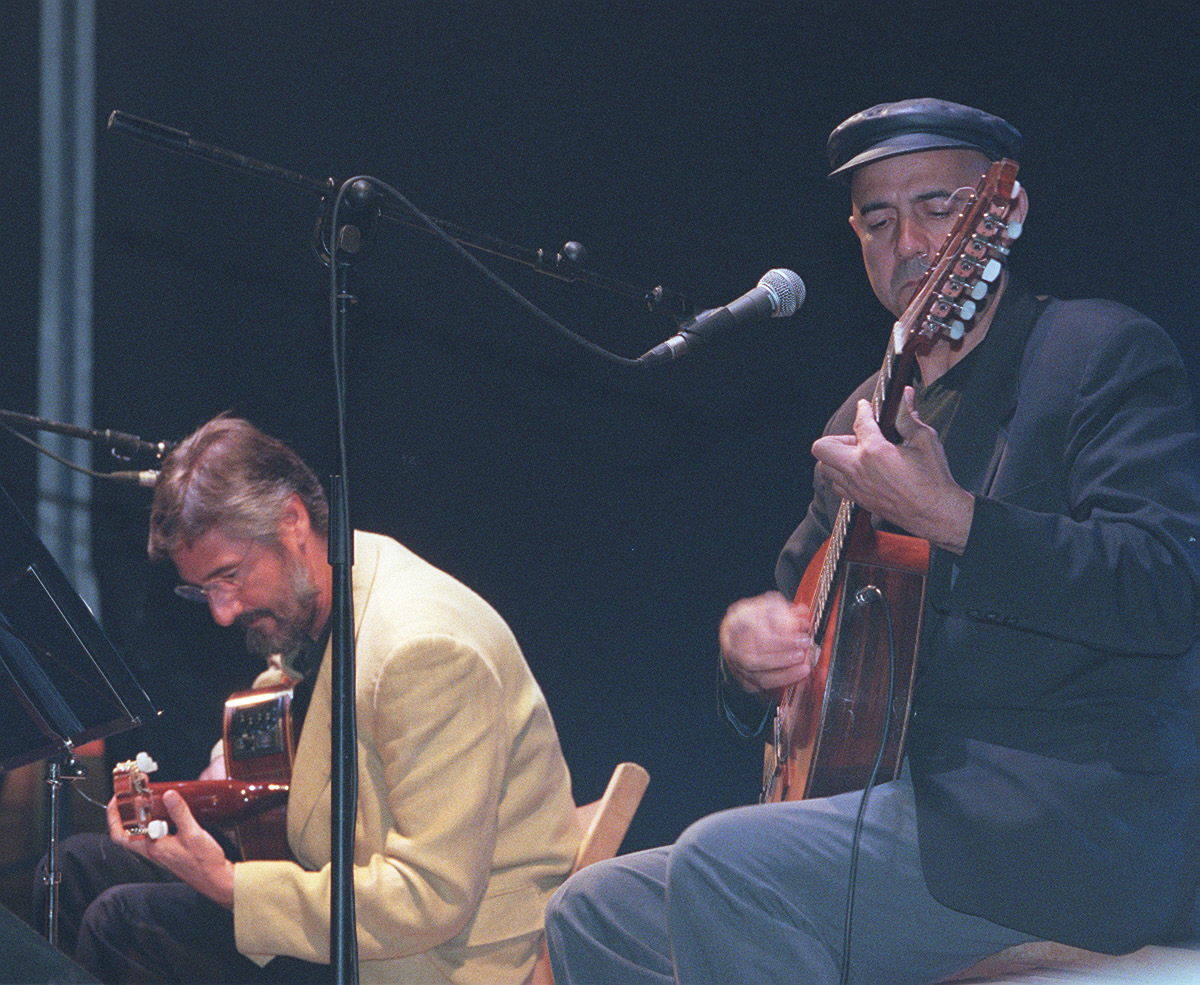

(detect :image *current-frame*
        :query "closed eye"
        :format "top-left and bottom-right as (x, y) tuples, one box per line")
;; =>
(197, 563), (242, 589)
(920, 198), (954, 220)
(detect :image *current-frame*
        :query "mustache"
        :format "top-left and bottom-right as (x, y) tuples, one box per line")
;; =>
(235, 608), (275, 629)
(891, 258), (930, 293)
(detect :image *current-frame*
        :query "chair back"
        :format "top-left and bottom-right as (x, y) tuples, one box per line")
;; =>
(526, 762), (650, 985)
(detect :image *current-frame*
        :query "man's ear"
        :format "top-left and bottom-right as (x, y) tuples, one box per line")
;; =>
(277, 493), (311, 548)
(1011, 184), (1029, 227)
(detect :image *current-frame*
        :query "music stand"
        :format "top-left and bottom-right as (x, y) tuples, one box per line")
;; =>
(0, 481), (157, 947)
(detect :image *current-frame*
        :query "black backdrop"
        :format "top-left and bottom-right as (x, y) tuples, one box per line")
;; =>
(3, 1), (1197, 853)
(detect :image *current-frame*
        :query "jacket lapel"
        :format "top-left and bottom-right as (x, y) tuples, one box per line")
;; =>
(285, 532), (379, 863)
(940, 278), (1043, 496)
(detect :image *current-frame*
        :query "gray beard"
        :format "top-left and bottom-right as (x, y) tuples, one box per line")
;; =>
(241, 559), (320, 659)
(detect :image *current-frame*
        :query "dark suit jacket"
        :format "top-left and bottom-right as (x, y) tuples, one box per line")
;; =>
(773, 280), (1200, 952)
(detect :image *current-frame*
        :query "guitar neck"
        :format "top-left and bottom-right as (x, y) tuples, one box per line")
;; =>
(811, 345), (918, 642)
(873, 342), (921, 442)
(116, 778), (289, 833)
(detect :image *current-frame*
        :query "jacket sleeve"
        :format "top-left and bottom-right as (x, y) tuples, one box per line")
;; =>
(930, 313), (1200, 654)
(232, 633), (509, 961)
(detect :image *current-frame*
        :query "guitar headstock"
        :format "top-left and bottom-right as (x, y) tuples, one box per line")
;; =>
(892, 158), (1022, 356)
(112, 751), (169, 839)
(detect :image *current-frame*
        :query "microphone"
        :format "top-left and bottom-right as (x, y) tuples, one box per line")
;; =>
(637, 268), (805, 366)
(106, 470), (160, 488)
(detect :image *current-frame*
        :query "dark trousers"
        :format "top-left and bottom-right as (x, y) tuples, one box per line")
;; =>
(33, 833), (326, 985)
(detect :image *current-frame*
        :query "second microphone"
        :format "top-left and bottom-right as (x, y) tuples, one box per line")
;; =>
(637, 268), (806, 366)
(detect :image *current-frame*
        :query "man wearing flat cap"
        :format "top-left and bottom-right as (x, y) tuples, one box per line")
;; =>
(545, 98), (1200, 984)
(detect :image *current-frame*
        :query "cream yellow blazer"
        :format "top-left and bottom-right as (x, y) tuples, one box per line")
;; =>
(232, 532), (578, 984)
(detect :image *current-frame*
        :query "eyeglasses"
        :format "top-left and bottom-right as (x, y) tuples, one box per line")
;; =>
(174, 546), (258, 606)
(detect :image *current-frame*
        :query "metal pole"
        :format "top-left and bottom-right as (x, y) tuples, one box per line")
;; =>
(38, 0), (99, 613)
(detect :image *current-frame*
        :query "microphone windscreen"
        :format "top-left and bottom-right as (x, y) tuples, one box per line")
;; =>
(759, 268), (806, 317)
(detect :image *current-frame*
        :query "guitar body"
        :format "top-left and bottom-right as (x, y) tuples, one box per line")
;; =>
(762, 514), (928, 803)
(114, 684), (295, 860)
(219, 684), (295, 859)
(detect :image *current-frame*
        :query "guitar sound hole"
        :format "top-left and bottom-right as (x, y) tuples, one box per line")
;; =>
(230, 701), (285, 760)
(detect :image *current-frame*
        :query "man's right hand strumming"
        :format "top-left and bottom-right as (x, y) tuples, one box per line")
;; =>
(718, 591), (819, 694)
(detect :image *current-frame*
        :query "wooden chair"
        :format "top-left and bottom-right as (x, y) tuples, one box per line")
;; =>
(526, 762), (651, 985)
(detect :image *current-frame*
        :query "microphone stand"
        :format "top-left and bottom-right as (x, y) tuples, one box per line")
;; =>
(326, 206), (361, 984)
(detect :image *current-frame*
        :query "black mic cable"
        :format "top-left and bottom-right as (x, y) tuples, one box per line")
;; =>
(840, 584), (896, 985)
(327, 176), (804, 371)
(0, 423), (159, 487)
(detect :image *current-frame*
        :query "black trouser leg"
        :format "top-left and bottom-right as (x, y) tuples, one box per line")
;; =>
(35, 833), (325, 984)
(33, 833), (176, 959)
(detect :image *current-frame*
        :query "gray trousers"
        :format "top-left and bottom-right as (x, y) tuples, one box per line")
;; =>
(545, 766), (1035, 984)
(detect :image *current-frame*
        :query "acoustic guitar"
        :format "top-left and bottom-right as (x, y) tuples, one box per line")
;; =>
(114, 683), (295, 859)
(761, 159), (1023, 804)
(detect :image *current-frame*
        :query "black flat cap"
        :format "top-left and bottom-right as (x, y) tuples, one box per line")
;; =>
(827, 98), (1022, 181)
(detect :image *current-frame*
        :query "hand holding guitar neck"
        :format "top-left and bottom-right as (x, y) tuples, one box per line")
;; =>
(112, 753), (290, 837)
(110, 683), (296, 860)
(812, 389), (974, 554)
(107, 778), (236, 908)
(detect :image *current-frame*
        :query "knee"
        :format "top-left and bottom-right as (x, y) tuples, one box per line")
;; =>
(73, 885), (153, 979)
(546, 858), (619, 932)
(35, 831), (110, 879)
(671, 807), (755, 882)
(80, 883), (138, 941)
(676, 807), (742, 851)
(546, 850), (670, 949)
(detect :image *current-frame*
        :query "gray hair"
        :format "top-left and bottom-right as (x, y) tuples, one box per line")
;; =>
(148, 416), (328, 562)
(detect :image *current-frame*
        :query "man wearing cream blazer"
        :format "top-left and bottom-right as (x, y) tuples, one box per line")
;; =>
(47, 416), (578, 984)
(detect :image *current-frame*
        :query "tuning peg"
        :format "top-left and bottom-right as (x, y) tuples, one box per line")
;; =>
(1005, 219), (1023, 240)
(948, 319), (966, 341)
(938, 292), (977, 320)
(951, 275), (990, 302)
(1011, 180), (1021, 199)
(135, 751), (159, 774)
(147, 819), (169, 840)
(981, 258), (1003, 282)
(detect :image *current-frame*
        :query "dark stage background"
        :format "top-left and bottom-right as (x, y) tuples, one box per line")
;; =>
(2, 2), (1197, 861)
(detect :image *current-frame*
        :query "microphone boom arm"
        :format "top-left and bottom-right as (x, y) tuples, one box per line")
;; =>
(106, 111), (692, 320)
(0, 408), (172, 461)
